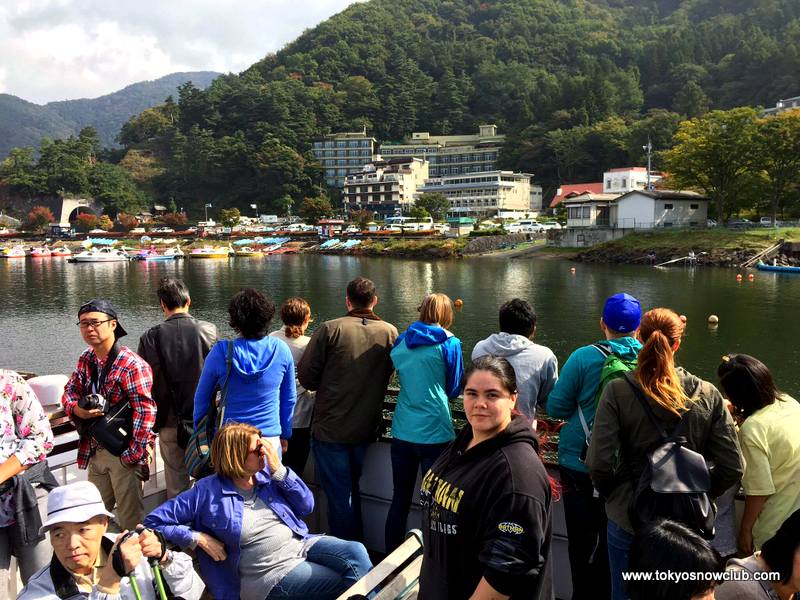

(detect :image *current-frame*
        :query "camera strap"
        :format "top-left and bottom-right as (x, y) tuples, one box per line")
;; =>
(91, 341), (121, 396)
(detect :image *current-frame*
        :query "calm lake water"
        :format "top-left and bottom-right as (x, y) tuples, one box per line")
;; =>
(1, 254), (798, 397)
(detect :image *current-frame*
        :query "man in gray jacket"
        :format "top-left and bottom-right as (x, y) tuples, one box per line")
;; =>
(472, 298), (558, 425)
(298, 277), (398, 541)
(137, 278), (217, 497)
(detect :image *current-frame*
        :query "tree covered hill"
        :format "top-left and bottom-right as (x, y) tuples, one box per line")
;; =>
(0, 71), (220, 158)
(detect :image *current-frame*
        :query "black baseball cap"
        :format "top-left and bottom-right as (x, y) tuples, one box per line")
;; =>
(78, 299), (127, 338)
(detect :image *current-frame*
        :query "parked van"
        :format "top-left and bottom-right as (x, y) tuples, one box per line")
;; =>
(518, 219), (544, 233)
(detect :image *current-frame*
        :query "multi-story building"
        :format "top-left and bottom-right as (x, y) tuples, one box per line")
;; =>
(763, 95), (800, 116)
(379, 125), (505, 178)
(344, 157), (429, 218)
(603, 167), (662, 194)
(530, 185), (544, 215)
(312, 130), (378, 188)
(418, 171), (533, 219)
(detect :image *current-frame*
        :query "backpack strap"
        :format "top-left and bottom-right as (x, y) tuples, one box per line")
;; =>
(592, 343), (613, 358)
(215, 340), (235, 427)
(624, 373), (686, 440)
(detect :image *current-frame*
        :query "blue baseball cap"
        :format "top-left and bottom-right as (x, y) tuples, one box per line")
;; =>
(602, 293), (641, 333)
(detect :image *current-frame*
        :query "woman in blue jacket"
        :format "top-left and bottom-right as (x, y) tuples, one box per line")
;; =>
(385, 292), (464, 552)
(193, 288), (296, 453)
(144, 422), (371, 600)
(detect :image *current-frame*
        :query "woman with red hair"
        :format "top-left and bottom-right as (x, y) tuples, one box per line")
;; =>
(586, 308), (744, 600)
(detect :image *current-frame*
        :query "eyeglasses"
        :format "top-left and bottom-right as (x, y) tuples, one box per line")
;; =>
(76, 319), (113, 329)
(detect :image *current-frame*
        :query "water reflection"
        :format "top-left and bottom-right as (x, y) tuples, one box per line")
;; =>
(1, 256), (799, 397)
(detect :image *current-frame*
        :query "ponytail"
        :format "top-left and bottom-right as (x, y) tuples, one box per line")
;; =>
(636, 308), (689, 415)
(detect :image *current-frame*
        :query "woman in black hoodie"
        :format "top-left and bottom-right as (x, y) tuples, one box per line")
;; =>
(418, 356), (554, 600)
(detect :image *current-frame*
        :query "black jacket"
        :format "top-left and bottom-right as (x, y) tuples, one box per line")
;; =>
(138, 313), (217, 432)
(418, 415), (554, 600)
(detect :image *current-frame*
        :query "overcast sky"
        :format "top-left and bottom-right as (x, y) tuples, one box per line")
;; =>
(0, 0), (358, 105)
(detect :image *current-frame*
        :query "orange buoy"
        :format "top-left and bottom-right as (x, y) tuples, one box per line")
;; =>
(736, 274), (743, 281)
(748, 273), (754, 281)
(570, 267), (576, 274)
(454, 299), (463, 309)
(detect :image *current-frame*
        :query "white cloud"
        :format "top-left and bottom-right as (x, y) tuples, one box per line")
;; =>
(0, 0), (359, 104)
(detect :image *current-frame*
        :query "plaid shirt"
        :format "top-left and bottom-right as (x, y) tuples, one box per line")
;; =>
(62, 345), (155, 475)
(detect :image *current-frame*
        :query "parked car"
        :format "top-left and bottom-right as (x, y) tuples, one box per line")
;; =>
(539, 221), (562, 230)
(344, 225), (361, 234)
(153, 227), (175, 233)
(130, 227), (146, 234)
(727, 218), (753, 229)
(88, 229), (107, 234)
(759, 217), (782, 227)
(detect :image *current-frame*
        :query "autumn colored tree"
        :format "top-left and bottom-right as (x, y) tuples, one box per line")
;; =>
(161, 212), (189, 227)
(349, 209), (373, 229)
(23, 206), (55, 232)
(73, 213), (98, 232)
(116, 212), (138, 231)
(97, 215), (114, 231)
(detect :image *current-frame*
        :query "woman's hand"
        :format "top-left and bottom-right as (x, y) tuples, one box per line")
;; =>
(197, 532), (227, 562)
(261, 438), (282, 474)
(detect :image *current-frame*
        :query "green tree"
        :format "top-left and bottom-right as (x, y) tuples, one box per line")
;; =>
(756, 111), (800, 221)
(663, 108), (762, 221)
(89, 163), (148, 216)
(118, 106), (176, 146)
(276, 195), (294, 218)
(415, 193), (451, 221)
(0, 147), (43, 198)
(299, 195), (333, 223)
(22, 206), (55, 232)
(409, 205), (430, 220)
(219, 207), (241, 228)
(672, 81), (710, 119)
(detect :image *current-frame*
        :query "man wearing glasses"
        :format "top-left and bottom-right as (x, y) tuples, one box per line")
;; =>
(61, 299), (156, 531)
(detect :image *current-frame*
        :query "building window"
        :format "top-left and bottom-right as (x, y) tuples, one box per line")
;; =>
(664, 203), (674, 210)
(690, 203), (699, 209)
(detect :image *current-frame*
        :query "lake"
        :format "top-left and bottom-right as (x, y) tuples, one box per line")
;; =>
(1, 254), (798, 397)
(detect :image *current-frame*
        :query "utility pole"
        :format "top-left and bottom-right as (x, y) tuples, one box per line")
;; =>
(643, 137), (653, 190)
(204, 203), (212, 221)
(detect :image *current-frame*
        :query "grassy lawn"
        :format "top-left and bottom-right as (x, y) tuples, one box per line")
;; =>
(592, 227), (800, 254)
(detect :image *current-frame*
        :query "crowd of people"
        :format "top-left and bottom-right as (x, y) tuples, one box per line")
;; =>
(0, 276), (799, 599)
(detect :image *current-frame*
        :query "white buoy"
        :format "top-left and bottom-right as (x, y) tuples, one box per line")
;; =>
(708, 315), (719, 324)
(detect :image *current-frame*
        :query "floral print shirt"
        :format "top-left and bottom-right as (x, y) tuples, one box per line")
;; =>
(0, 370), (55, 527)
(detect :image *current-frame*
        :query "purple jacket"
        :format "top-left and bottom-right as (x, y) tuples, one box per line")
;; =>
(144, 467), (314, 600)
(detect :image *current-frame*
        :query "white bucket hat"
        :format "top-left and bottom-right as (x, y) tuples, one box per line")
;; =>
(40, 481), (115, 534)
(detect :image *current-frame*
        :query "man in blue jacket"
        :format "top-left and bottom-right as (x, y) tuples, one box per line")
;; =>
(546, 292), (642, 600)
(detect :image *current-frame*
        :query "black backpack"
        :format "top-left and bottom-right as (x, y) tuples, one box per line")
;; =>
(625, 375), (716, 539)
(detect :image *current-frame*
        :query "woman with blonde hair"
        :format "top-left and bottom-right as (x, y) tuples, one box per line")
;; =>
(587, 308), (743, 600)
(384, 292), (464, 552)
(144, 422), (371, 600)
(270, 297), (315, 475)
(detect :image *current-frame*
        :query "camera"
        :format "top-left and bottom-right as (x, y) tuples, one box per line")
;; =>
(78, 393), (108, 412)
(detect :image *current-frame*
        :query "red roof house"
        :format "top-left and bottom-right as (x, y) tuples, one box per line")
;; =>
(550, 183), (605, 208)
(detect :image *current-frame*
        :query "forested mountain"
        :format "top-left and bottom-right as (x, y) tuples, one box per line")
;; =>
(7, 0), (800, 217)
(0, 72), (220, 158)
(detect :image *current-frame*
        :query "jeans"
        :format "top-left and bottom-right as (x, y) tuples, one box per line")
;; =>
(559, 466), (610, 600)
(607, 519), (634, 600)
(384, 438), (448, 552)
(267, 536), (372, 599)
(311, 438), (369, 541)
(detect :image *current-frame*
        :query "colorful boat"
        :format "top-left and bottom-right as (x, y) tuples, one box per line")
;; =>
(30, 247), (52, 258)
(69, 248), (130, 263)
(136, 247), (185, 261)
(189, 246), (231, 258)
(2, 245), (26, 258)
(51, 246), (72, 257)
(233, 246), (263, 257)
(756, 262), (800, 274)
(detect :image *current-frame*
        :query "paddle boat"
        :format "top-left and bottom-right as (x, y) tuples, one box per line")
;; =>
(30, 247), (52, 258)
(51, 246), (72, 257)
(69, 247), (130, 263)
(137, 247), (185, 261)
(233, 246), (263, 257)
(189, 246), (232, 259)
(2, 245), (26, 258)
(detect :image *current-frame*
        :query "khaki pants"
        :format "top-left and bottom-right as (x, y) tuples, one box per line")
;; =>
(88, 448), (145, 531)
(159, 427), (190, 499)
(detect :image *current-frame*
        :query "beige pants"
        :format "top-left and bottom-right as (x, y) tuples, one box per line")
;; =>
(88, 448), (145, 531)
(159, 427), (191, 499)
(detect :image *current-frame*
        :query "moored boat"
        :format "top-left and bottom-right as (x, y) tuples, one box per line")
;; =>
(189, 246), (231, 258)
(756, 261), (800, 274)
(233, 246), (263, 257)
(2, 245), (27, 258)
(69, 247), (130, 263)
(51, 246), (72, 257)
(30, 247), (52, 258)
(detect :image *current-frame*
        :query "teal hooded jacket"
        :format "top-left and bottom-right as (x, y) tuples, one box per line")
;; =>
(546, 336), (642, 473)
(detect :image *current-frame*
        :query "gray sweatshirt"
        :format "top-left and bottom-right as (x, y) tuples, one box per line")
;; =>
(472, 333), (558, 420)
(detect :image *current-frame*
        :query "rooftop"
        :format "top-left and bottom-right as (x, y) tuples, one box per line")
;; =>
(550, 182), (604, 208)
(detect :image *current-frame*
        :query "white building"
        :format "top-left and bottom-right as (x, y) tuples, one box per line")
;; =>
(557, 190), (709, 247)
(344, 157), (429, 218)
(379, 125), (504, 178)
(417, 170), (533, 219)
(603, 167), (662, 194)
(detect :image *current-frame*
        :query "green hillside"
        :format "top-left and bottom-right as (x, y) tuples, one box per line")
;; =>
(0, 71), (220, 158)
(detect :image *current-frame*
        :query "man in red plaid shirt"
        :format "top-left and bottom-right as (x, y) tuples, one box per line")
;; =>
(62, 299), (156, 531)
